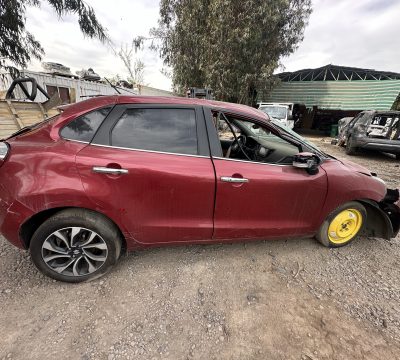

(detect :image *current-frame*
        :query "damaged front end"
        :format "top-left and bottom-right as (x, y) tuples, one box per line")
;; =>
(360, 188), (400, 240)
(380, 188), (400, 237)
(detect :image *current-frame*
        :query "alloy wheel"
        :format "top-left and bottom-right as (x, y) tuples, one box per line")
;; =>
(41, 227), (108, 277)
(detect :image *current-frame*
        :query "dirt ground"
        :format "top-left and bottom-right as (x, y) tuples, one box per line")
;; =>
(1, 136), (399, 360)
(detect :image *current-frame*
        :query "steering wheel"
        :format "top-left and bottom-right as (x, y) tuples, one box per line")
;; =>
(227, 134), (247, 157)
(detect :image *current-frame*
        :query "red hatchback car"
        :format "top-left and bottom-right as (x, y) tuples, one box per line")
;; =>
(0, 96), (399, 282)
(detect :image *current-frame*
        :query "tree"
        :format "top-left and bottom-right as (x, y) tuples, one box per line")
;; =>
(0, 0), (108, 76)
(153, 0), (312, 105)
(116, 41), (146, 86)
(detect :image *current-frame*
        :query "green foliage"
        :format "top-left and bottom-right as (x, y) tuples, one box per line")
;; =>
(0, 0), (108, 76)
(153, 0), (312, 105)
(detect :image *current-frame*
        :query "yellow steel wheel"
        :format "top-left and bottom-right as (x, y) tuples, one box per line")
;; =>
(327, 209), (363, 244)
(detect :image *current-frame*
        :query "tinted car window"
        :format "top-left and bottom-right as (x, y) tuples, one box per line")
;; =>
(60, 107), (112, 142)
(111, 108), (198, 155)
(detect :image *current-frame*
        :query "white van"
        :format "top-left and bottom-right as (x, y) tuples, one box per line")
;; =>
(258, 102), (294, 129)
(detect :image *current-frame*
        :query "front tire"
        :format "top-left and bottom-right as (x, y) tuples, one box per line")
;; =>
(30, 209), (122, 283)
(316, 202), (366, 248)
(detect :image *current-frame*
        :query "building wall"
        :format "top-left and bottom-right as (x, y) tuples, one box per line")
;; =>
(267, 80), (400, 111)
(138, 85), (174, 97)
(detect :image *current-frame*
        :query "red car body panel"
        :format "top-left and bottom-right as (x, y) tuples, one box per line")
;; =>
(0, 136), (128, 248)
(0, 95), (398, 252)
(75, 144), (215, 247)
(212, 158), (328, 239)
(318, 159), (387, 224)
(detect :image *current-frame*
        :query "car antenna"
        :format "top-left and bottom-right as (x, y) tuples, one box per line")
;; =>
(104, 77), (121, 94)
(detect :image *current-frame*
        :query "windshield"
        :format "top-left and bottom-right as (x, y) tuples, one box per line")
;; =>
(259, 106), (287, 119)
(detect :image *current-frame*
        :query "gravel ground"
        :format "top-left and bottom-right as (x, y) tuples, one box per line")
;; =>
(0, 137), (399, 360)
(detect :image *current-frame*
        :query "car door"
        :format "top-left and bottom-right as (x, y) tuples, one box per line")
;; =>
(75, 104), (215, 245)
(205, 109), (328, 240)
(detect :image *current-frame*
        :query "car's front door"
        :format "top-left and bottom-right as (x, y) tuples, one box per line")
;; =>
(76, 105), (215, 245)
(206, 110), (328, 240)
(213, 158), (328, 239)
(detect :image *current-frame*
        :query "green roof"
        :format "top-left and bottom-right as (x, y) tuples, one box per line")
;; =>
(265, 65), (400, 110)
(267, 80), (400, 110)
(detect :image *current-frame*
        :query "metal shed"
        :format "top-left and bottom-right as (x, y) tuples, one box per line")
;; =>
(263, 65), (400, 131)
(266, 65), (400, 111)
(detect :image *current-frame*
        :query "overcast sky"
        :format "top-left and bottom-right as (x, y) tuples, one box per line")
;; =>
(26, 0), (400, 91)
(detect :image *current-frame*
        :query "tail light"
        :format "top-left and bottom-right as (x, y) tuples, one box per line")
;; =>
(0, 142), (9, 166)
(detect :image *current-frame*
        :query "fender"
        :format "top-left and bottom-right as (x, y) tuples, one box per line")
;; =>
(359, 199), (393, 240)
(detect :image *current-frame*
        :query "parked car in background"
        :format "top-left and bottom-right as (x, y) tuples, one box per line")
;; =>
(0, 96), (399, 282)
(258, 102), (295, 129)
(343, 110), (400, 158)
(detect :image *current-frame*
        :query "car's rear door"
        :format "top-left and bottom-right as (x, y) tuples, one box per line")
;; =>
(76, 104), (215, 245)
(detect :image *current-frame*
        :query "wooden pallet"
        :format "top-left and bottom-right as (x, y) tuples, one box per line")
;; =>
(0, 100), (60, 139)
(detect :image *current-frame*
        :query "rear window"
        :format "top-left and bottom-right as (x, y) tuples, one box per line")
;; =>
(111, 108), (198, 155)
(60, 107), (112, 142)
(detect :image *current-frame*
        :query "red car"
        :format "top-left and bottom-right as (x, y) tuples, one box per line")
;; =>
(0, 96), (399, 282)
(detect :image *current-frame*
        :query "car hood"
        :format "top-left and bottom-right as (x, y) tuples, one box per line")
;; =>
(338, 158), (372, 176)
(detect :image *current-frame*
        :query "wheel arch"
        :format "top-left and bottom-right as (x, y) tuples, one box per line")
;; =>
(19, 206), (127, 252)
(358, 199), (393, 240)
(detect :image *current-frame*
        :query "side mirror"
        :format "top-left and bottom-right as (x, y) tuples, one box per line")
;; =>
(293, 152), (321, 175)
(287, 114), (293, 120)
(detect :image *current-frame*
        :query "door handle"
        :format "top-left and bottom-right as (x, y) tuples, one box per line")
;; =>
(92, 166), (128, 175)
(220, 176), (249, 183)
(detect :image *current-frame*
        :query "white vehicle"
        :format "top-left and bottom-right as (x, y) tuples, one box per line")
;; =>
(258, 102), (294, 129)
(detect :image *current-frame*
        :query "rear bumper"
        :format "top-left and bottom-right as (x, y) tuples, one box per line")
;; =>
(0, 189), (33, 249)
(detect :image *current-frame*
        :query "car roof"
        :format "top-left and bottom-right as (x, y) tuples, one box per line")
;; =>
(59, 95), (269, 122)
(360, 110), (400, 115)
(374, 111), (400, 115)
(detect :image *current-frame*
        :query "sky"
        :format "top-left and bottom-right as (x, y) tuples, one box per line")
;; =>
(25, 0), (400, 91)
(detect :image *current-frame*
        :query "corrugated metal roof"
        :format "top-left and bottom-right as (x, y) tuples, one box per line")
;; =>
(278, 64), (400, 82)
(266, 80), (400, 110)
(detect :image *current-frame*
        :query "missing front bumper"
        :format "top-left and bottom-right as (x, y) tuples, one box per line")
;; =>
(379, 188), (400, 237)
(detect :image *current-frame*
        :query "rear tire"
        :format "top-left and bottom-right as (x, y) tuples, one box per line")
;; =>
(396, 154), (400, 160)
(316, 201), (366, 248)
(30, 209), (122, 283)
(345, 136), (358, 155)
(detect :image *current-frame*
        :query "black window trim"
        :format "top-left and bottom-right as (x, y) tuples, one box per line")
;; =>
(60, 105), (114, 144)
(91, 104), (210, 157)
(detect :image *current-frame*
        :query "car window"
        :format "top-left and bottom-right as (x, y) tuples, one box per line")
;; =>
(61, 107), (112, 142)
(356, 112), (373, 125)
(213, 111), (299, 164)
(111, 108), (198, 155)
